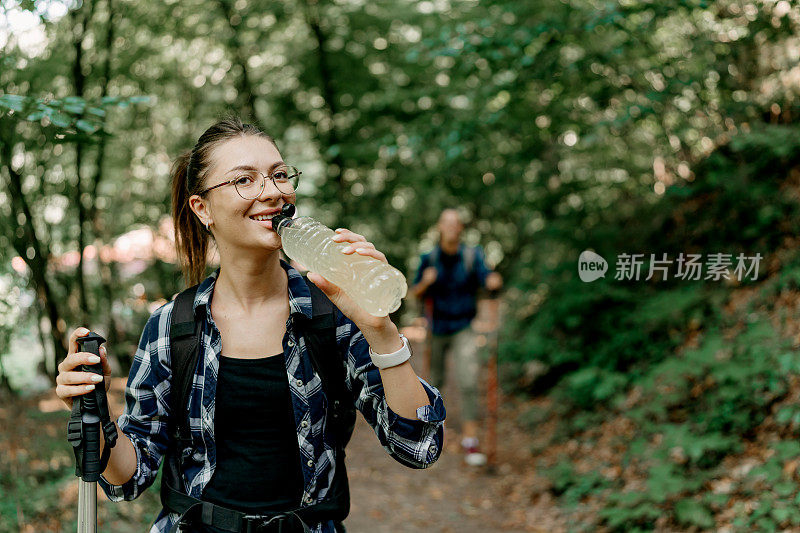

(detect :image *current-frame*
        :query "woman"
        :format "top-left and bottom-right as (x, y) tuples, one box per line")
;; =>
(55, 117), (446, 533)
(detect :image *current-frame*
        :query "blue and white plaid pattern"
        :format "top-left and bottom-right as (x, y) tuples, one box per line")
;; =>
(98, 260), (446, 533)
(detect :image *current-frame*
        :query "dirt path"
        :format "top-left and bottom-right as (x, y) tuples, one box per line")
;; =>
(342, 342), (568, 533)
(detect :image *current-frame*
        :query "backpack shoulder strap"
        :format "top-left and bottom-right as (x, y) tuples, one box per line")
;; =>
(462, 245), (476, 276)
(168, 283), (202, 447)
(298, 276), (356, 449)
(430, 246), (441, 270)
(431, 244), (474, 275)
(305, 276), (335, 328)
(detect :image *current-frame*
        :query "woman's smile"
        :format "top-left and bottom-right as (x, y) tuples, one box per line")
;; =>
(248, 207), (282, 231)
(250, 217), (275, 230)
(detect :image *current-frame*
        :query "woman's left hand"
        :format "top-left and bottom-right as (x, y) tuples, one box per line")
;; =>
(306, 228), (395, 332)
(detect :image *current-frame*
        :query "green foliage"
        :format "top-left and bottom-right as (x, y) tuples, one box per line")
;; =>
(510, 109), (800, 529)
(3, 0), (800, 529)
(1, 0), (797, 387)
(541, 460), (612, 508)
(663, 124), (800, 252)
(553, 368), (627, 410)
(543, 314), (800, 531)
(674, 498), (715, 529)
(0, 93), (151, 138)
(600, 491), (662, 532)
(725, 444), (800, 530)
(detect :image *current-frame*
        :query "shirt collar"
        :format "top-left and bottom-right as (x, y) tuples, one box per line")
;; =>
(192, 260), (314, 321)
(437, 242), (464, 257)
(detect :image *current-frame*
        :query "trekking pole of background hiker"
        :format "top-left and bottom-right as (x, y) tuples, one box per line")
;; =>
(484, 288), (502, 473)
(66, 332), (117, 533)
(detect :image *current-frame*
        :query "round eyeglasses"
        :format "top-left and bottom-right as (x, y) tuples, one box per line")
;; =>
(199, 165), (301, 199)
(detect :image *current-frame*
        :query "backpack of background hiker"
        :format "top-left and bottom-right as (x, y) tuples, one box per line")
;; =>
(428, 244), (476, 281)
(423, 244), (478, 319)
(160, 276), (356, 529)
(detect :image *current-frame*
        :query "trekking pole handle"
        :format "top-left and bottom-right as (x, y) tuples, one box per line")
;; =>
(77, 332), (105, 372)
(76, 332), (107, 482)
(77, 333), (105, 408)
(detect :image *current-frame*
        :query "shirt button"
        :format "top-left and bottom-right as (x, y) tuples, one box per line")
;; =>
(307, 459), (314, 468)
(429, 445), (438, 455)
(300, 420), (309, 428)
(295, 379), (303, 387)
(287, 339), (295, 347)
(305, 495), (314, 504)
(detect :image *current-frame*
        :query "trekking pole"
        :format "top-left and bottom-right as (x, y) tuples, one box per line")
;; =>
(66, 332), (117, 533)
(484, 289), (502, 473)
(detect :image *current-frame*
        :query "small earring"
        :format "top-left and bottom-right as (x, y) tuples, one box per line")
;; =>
(205, 221), (211, 232)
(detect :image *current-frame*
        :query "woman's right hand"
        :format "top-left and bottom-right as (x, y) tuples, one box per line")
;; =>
(56, 327), (113, 410)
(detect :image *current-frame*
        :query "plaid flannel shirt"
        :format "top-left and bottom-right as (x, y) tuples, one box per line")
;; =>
(98, 261), (446, 532)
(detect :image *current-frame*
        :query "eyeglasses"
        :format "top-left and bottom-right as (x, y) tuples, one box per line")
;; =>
(198, 164), (302, 199)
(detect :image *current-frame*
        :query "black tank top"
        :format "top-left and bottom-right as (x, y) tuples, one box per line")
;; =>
(197, 353), (305, 532)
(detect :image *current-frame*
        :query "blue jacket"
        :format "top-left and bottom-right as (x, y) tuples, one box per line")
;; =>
(413, 244), (491, 335)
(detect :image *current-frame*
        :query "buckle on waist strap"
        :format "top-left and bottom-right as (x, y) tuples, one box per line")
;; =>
(242, 512), (298, 533)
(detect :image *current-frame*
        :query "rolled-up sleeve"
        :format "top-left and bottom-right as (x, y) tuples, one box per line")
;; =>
(340, 318), (446, 469)
(99, 304), (172, 501)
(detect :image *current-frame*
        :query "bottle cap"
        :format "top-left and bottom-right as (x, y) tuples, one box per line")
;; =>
(271, 203), (296, 233)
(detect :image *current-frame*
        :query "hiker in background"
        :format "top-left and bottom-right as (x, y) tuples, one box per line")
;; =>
(55, 116), (445, 533)
(410, 208), (502, 466)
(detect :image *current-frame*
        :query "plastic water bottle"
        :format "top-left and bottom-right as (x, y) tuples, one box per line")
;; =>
(272, 204), (408, 316)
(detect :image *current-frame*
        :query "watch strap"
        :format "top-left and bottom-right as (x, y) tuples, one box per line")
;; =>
(368, 334), (413, 369)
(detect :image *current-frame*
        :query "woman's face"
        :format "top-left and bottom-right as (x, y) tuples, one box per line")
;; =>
(189, 135), (295, 254)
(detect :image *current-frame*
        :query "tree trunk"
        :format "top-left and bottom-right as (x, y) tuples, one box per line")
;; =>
(86, 0), (128, 375)
(0, 139), (68, 378)
(71, 0), (96, 325)
(215, 0), (262, 130)
(0, 352), (13, 397)
(302, 0), (348, 221)
(35, 298), (55, 379)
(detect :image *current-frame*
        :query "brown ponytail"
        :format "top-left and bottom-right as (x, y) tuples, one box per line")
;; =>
(171, 150), (209, 287)
(170, 115), (278, 287)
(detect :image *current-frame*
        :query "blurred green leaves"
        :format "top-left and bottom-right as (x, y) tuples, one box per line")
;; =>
(2, 0), (800, 529)
(0, 93), (151, 137)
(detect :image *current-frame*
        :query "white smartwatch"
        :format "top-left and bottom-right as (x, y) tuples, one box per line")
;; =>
(368, 334), (413, 369)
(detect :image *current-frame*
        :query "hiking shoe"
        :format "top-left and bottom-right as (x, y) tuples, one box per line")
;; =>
(461, 437), (487, 467)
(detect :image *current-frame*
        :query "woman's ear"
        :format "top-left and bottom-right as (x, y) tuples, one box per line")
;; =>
(188, 194), (212, 226)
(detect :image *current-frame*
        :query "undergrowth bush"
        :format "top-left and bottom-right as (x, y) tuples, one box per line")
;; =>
(525, 125), (800, 531)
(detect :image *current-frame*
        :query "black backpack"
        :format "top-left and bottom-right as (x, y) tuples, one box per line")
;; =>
(160, 276), (356, 532)
(429, 244), (476, 278)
